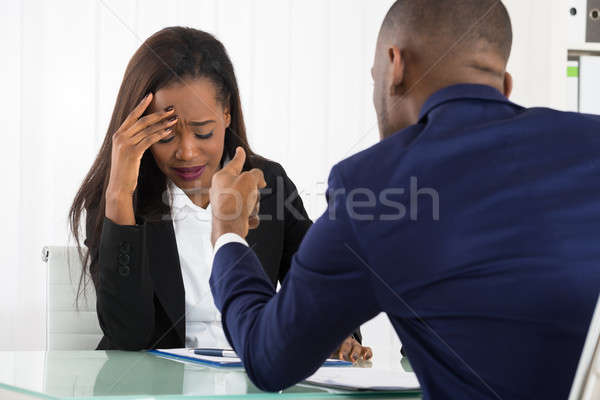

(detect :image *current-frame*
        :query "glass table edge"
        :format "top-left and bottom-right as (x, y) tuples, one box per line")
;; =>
(0, 382), (61, 400)
(0, 380), (420, 400)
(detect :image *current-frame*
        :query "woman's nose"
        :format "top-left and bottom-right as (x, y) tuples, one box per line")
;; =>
(175, 130), (199, 161)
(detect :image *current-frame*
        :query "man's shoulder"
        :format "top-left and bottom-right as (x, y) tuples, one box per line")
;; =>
(519, 108), (600, 146)
(332, 128), (420, 188)
(522, 107), (600, 126)
(331, 106), (600, 188)
(565, 110), (600, 126)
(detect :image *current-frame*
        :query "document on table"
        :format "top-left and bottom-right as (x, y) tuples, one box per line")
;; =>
(149, 348), (243, 367)
(149, 348), (352, 368)
(305, 367), (420, 391)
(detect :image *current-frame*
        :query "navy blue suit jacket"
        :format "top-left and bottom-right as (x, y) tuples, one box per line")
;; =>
(210, 84), (600, 399)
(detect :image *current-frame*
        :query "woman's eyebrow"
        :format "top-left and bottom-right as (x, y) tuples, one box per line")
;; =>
(188, 120), (216, 127)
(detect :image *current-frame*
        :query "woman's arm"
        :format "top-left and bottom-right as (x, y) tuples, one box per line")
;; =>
(87, 215), (156, 350)
(88, 93), (176, 350)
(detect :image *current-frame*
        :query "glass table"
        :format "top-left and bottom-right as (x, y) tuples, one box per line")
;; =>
(0, 351), (422, 400)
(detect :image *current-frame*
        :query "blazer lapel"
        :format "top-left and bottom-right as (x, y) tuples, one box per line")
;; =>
(145, 220), (186, 345)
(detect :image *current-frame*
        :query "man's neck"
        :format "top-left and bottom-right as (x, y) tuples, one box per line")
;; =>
(384, 73), (506, 138)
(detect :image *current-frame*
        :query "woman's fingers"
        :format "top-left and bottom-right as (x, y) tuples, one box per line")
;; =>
(337, 339), (352, 360)
(361, 346), (373, 361)
(128, 109), (176, 140)
(118, 93), (154, 133)
(135, 126), (175, 152)
(131, 116), (178, 145)
(349, 341), (363, 362)
(333, 337), (373, 363)
(349, 342), (359, 362)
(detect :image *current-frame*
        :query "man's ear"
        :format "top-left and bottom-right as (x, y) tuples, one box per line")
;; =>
(389, 46), (406, 96)
(503, 71), (513, 98)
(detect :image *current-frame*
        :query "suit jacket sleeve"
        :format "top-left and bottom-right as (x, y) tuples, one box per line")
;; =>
(210, 166), (380, 391)
(88, 217), (156, 350)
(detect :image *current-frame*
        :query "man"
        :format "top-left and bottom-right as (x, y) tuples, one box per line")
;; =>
(208, 0), (600, 398)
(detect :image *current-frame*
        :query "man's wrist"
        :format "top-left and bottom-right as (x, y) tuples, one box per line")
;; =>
(211, 220), (246, 246)
(212, 232), (249, 257)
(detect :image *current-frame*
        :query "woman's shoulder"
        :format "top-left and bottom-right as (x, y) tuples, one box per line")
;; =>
(246, 154), (303, 198)
(247, 154), (287, 179)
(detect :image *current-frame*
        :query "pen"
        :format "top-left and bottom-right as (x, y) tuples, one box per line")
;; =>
(193, 348), (238, 358)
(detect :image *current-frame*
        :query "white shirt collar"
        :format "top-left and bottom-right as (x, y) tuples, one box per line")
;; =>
(167, 180), (211, 221)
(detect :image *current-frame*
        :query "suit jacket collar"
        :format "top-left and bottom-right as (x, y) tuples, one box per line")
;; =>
(418, 84), (516, 122)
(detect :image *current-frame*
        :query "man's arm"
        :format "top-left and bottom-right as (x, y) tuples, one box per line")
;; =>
(210, 164), (380, 392)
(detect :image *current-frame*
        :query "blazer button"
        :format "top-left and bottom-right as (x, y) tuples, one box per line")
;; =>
(119, 241), (131, 254)
(118, 253), (130, 266)
(118, 265), (130, 277)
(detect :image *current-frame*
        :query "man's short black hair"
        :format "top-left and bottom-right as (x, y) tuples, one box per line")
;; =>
(382, 0), (513, 62)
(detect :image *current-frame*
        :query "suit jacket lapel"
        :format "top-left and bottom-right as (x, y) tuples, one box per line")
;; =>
(145, 220), (186, 345)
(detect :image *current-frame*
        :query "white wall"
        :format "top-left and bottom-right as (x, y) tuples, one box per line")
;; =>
(0, 0), (22, 352)
(505, 0), (568, 110)
(0, 0), (570, 351)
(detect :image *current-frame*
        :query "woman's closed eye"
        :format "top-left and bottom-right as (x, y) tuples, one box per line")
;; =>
(195, 131), (213, 139)
(158, 131), (213, 144)
(158, 136), (175, 144)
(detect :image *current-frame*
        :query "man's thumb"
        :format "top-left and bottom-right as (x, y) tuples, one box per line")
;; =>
(225, 147), (246, 175)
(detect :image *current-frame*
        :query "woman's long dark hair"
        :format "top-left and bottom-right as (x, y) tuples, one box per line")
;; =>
(69, 27), (255, 298)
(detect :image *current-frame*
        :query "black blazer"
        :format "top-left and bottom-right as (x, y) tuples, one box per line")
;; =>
(87, 158), (361, 350)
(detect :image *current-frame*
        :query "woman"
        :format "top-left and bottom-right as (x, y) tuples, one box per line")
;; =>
(69, 27), (371, 362)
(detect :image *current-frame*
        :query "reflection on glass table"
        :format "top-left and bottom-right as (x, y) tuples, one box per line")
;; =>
(0, 351), (422, 399)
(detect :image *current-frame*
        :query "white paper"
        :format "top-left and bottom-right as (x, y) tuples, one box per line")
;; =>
(306, 367), (420, 391)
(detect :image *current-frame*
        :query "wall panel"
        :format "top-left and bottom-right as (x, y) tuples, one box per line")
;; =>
(2, 0), (571, 351)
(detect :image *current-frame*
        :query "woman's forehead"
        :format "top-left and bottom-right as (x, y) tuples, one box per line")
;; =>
(151, 78), (221, 116)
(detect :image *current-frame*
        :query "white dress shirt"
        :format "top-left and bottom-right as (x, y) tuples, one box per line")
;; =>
(168, 181), (247, 349)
